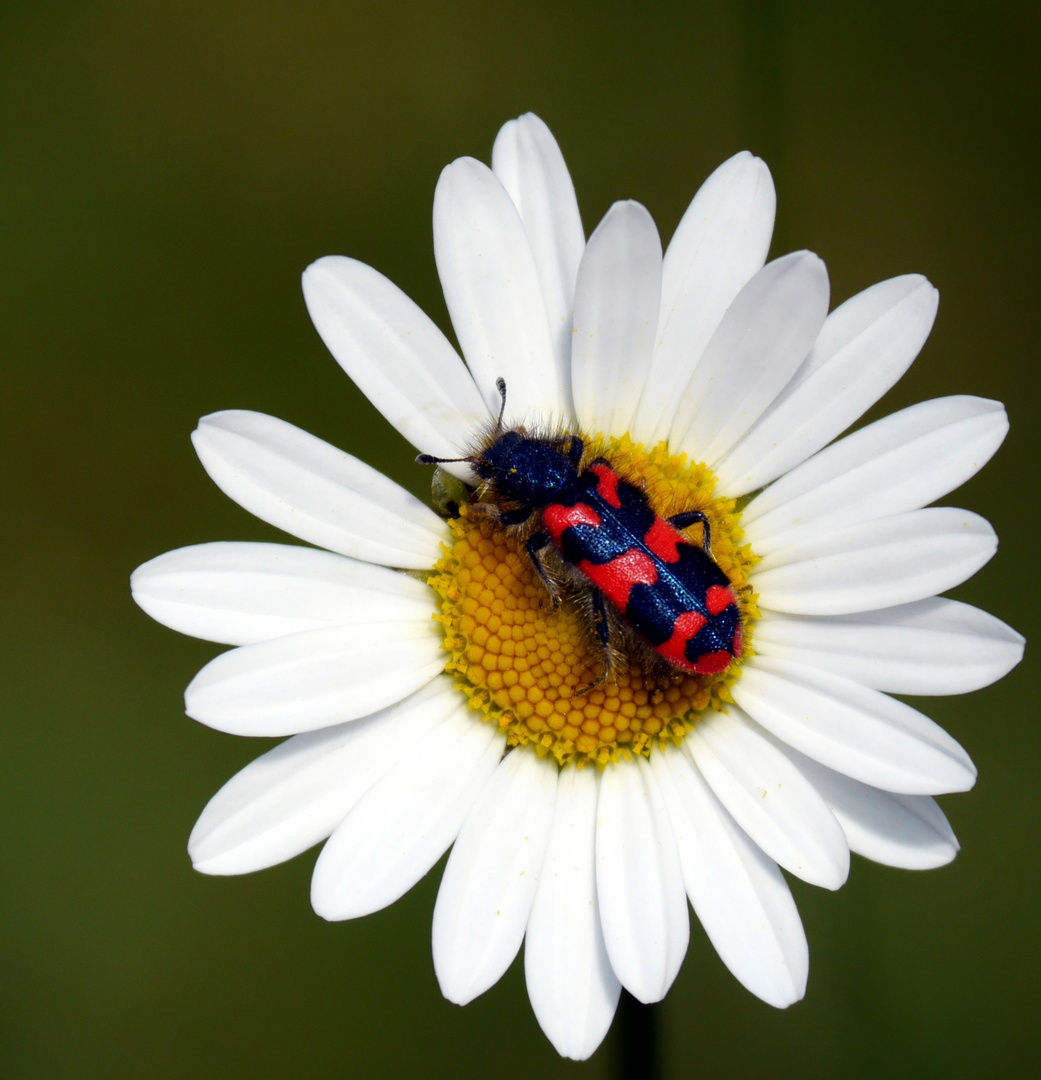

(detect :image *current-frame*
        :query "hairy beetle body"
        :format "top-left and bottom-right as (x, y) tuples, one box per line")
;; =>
(418, 382), (743, 682)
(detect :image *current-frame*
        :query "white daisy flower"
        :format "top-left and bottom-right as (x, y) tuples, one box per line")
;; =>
(131, 113), (1023, 1061)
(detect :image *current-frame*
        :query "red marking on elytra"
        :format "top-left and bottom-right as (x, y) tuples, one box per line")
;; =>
(543, 502), (601, 543)
(705, 584), (736, 616)
(578, 549), (657, 608)
(643, 517), (685, 563)
(691, 650), (733, 674)
(588, 462), (622, 508)
(732, 625), (743, 658)
(656, 610), (708, 668)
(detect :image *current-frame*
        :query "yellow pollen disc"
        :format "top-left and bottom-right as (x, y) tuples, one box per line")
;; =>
(427, 436), (760, 768)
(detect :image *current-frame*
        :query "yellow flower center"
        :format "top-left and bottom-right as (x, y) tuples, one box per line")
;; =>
(428, 436), (760, 767)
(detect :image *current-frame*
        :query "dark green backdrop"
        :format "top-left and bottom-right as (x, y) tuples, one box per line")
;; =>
(1, 2), (1037, 1077)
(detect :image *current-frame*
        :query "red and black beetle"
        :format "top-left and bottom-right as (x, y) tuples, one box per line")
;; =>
(419, 380), (743, 684)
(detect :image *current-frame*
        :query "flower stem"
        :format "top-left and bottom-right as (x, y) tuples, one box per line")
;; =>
(616, 990), (661, 1080)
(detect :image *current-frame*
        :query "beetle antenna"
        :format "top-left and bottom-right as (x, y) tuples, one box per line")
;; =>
(417, 379), (508, 466)
(494, 377), (507, 432)
(416, 452), (471, 465)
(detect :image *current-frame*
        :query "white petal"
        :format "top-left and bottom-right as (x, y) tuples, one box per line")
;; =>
(743, 396), (1009, 551)
(594, 756), (689, 1003)
(188, 677), (459, 875)
(192, 411), (447, 569)
(778, 747), (960, 870)
(301, 256), (488, 481)
(492, 113), (584, 378)
(652, 745), (807, 1007)
(752, 507), (997, 616)
(131, 541), (435, 646)
(571, 201), (663, 436)
(433, 156), (568, 423)
(669, 251), (830, 464)
(310, 706), (505, 920)
(684, 708), (849, 889)
(753, 600), (1025, 695)
(432, 749), (558, 1005)
(716, 276), (939, 495)
(525, 765), (621, 1061)
(184, 621), (445, 736)
(632, 152), (775, 445)
(733, 658), (977, 794)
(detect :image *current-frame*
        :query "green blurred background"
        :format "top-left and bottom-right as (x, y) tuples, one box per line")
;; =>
(1, 1), (1038, 1076)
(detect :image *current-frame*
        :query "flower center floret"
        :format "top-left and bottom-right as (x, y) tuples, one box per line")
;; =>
(428, 436), (759, 767)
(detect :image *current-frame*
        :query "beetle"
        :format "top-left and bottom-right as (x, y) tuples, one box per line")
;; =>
(419, 379), (742, 685)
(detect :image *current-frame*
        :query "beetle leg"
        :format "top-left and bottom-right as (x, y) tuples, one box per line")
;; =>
(591, 587), (611, 649)
(467, 501), (532, 527)
(498, 504), (533, 527)
(465, 501), (502, 523)
(576, 589), (615, 695)
(668, 509), (712, 557)
(525, 532), (561, 609)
